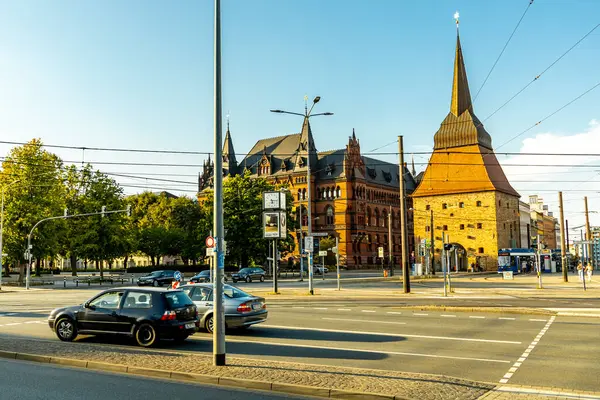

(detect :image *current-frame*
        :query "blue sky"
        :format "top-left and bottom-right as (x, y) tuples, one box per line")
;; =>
(0, 0), (599, 227)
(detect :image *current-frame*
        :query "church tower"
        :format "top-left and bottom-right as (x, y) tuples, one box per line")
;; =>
(411, 20), (520, 271)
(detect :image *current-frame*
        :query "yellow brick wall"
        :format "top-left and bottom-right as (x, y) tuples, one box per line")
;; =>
(412, 191), (520, 271)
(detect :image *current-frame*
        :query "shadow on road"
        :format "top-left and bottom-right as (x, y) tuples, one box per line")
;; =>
(230, 326), (401, 343)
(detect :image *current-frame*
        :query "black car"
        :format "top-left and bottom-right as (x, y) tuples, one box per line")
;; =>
(231, 267), (266, 283)
(137, 270), (176, 287)
(48, 287), (198, 347)
(189, 270), (228, 283)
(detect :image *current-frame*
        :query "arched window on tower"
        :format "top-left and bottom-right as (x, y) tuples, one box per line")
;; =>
(366, 207), (371, 227)
(374, 208), (380, 227)
(336, 186), (341, 199)
(382, 209), (388, 228)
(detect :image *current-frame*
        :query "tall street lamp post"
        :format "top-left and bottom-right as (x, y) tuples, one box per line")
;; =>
(271, 96), (333, 295)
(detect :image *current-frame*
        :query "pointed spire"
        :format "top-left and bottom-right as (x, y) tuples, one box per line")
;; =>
(411, 155), (416, 176)
(222, 122), (237, 176)
(294, 116), (318, 171)
(450, 32), (473, 117)
(352, 128), (356, 141)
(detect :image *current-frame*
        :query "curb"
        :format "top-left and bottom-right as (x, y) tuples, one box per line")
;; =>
(0, 351), (412, 399)
(390, 305), (558, 316)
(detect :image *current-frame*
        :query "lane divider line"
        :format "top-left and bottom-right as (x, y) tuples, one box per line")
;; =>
(498, 315), (556, 384)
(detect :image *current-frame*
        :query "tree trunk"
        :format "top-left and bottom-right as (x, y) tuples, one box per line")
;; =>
(108, 260), (113, 270)
(70, 254), (78, 276)
(192, 258), (197, 266)
(150, 256), (155, 266)
(35, 257), (41, 277)
(84, 260), (88, 271)
(124, 254), (129, 270)
(99, 260), (104, 279)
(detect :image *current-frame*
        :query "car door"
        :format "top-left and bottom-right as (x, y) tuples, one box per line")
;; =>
(78, 291), (124, 333)
(252, 269), (261, 280)
(118, 291), (154, 333)
(187, 286), (213, 315)
(162, 271), (175, 285)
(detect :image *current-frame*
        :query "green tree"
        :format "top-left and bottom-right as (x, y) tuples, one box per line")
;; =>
(170, 197), (204, 264)
(317, 237), (337, 266)
(0, 139), (64, 280)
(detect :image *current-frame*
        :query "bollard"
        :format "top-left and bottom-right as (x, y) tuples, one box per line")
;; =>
(88, 278), (91, 286)
(63, 277), (66, 288)
(76, 280), (79, 287)
(131, 274), (134, 284)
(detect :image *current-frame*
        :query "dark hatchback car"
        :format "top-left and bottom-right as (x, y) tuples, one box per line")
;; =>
(189, 270), (227, 283)
(48, 287), (198, 347)
(231, 268), (266, 283)
(137, 270), (176, 287)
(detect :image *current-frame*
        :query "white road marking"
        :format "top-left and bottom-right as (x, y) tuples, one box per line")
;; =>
(529, 319), (547, 322)
(313, 308), (328, 310)
(323, 317), (406, 325)
(337, 309), (351, 311)
(469, 316), (486, 319)
(262, 324), (522, 344)
(498, 315), (556, 384)
(222, 337), (510, 364)
(498, 317), (516, 320)
(361, 310), (376, 313)
(292, 307), (305, 309)
(413, 313), (429, 316)
(386, 312), (402, 315)
(4, 323), (20, 326)
(441, 315), (456, 318)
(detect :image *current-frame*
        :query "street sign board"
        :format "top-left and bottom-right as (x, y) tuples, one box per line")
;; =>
(174, 271), (182, 281)
(206, 247), (215, 256)
(378, 247), (384, 258)
(312, 232), (328, 237)
(304, 236), (314, 253)
(318, 250), (327, 257)
(263, 191), (286, 210)
(263, 212), (280, 238)
(279, 211), (287, 239)
(502, 271), (514, 280)
(205, 236), (215, 248)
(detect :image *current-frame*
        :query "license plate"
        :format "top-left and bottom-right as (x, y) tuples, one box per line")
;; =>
(185, 323), (195, 329)
(252, 303), (262, 310)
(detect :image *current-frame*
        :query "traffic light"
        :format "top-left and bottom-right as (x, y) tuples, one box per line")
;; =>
(443, 243), (453, 251)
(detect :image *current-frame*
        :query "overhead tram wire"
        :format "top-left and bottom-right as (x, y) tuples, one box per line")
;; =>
(472, 0), (535, 102)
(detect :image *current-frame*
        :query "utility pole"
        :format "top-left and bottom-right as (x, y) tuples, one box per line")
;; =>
(298, 206), (303, 281)
(565, 219), (570, 271)
(273, 239), (278, 293)
(430, 209), (435, 275)
(307, 141), (314, 295)
(559, 192), (568, 282)
(388, 206), (393, 276)
(537, 234), (543, 289)
(442, 232), (447, 297)
(398, 136), (410, 293)
(335, 235), (340, 291)
(584, 196), (592, 270)
(212, 0), (226, 367)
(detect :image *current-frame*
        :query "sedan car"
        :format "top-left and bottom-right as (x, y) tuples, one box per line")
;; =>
(137, 270), (176, 287)
(189, 270), (228, 283)
(180, 284), (267, 333)
(48, 287), (198, 347)
(313, 265), (329, 275)
(231, 267), (266, 283)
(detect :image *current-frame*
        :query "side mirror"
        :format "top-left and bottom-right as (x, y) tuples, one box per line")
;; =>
(84, 302), (95, 310)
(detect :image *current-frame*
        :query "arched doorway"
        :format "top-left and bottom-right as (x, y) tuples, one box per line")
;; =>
(449, 243), (467, 272)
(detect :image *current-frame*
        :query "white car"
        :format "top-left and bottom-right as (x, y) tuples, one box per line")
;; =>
(313, 265), (329, 275)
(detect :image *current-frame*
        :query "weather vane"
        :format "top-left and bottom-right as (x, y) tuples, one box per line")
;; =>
(226, 111), (230, 130)
(454, 11), (460, 28)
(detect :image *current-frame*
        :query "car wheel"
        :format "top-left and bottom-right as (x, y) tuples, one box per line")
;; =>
(55, 317), (77, 342)
(205, 314), (214, 334)
(232, 279), (238, 283)
(259, 276), (265, 282)
(152, 280), (159, 287)
(245, 276), (252, 283)
(135, 323), (158, 347)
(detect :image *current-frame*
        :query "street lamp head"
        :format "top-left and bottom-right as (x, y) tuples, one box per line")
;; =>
(313, 96), (321, 104)
(270, 109), (284, 113)
(323, 112), (333, 115)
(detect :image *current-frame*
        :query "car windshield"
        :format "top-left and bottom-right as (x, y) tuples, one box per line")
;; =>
(238, 268), (251, 273)
(164, 291), (194, 308)
(199, 270), (210, 276)
(149, 271), (162, 277)
(223, 285), (252, 299)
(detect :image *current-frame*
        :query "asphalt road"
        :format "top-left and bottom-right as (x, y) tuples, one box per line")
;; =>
(0, 290), (598, 392)
(0, 358), (307, 400)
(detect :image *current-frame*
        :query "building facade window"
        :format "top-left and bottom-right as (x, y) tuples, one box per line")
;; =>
(478, 247), (484, 254)
(477, 223), (483, 229)
(442, 203), (448, 209)
(460, 224), (465, 230)
(426, 205), (430, 211)
(443, 225), (448, 231)
(425, 226), (430, 232)
(459, 202), (464, 208)
(325, 206), (334, 225)
(476, 201), (482, 207)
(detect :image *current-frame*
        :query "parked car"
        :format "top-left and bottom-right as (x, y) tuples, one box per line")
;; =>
(189, 270), (228, 283)
(47, 287), (198, 347)
(137, 270), (176, 287)
(231, 267), (266, 283)
(313, 265), (329, 275)
(180, 283), (267, 333)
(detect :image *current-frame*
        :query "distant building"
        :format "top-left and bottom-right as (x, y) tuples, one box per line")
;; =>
(519, 201), (531, 248)
(198, 122), (418, 268)
(528, 195), (559, 250)
(411, 29), (520, 271)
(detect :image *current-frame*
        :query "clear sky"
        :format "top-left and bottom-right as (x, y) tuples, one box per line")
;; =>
(0, 0), (599, 230)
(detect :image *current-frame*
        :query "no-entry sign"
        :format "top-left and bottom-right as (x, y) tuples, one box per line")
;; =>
(205, 236), (215, 248)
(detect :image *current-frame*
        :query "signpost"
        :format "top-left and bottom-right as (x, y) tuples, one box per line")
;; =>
(263, 191), (287, 294)
(378, 246), (384, 258)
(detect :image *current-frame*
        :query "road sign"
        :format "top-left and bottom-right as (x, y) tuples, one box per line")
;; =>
(319, 250), (327, 257)
(378, 247), (384, 258)
(312, 232), (328, 237)
(174, 271), (182, 281)
(205, 236), (215, 248)
(304, 236), (314, 253)
(502, 271), (514, 280)
(206, 247), (215, 256)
